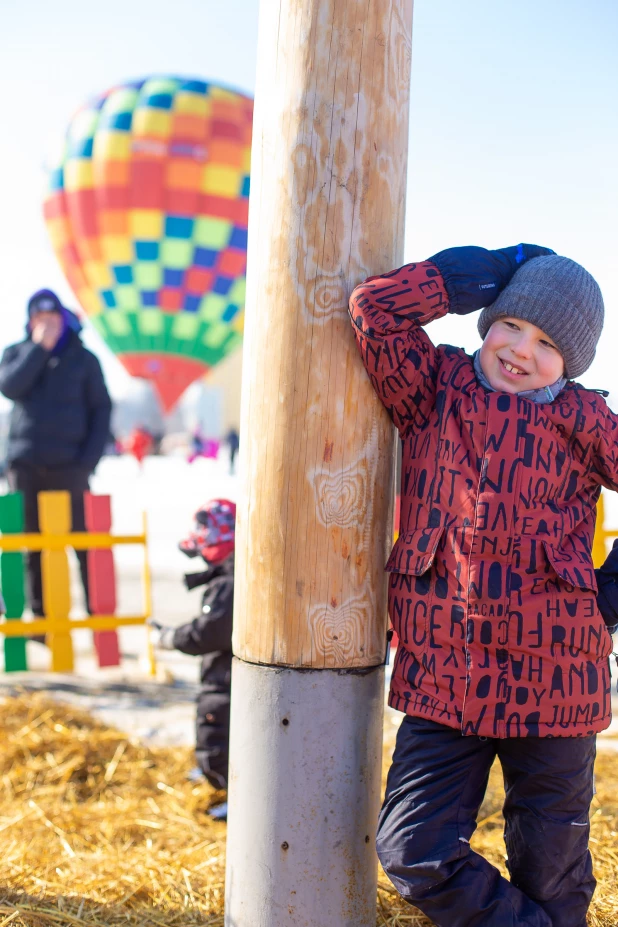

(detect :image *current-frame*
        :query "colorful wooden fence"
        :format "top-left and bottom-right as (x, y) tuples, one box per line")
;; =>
(0, 490), (153, 674)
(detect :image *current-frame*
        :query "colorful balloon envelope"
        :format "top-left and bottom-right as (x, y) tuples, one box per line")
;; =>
(44, 77), (253, 412)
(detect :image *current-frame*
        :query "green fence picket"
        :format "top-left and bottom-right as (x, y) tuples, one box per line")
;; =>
(0, 493), (27, 671)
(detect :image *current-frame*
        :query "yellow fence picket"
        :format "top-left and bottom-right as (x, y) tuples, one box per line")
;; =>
(39, 491), (74, 672)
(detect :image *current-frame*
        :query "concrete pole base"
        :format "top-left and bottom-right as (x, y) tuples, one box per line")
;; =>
(224, 658), (385, 927)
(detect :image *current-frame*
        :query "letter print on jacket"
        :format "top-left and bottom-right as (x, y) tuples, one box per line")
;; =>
(349, 261), (617, 738)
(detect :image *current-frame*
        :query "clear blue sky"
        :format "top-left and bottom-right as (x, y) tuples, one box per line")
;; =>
(2, 0), (617, 400)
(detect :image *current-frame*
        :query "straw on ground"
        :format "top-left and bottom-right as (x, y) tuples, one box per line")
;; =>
(0, 694), (616, 926)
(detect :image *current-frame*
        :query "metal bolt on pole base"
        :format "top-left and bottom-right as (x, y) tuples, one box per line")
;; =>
(224, 658), (385, 927)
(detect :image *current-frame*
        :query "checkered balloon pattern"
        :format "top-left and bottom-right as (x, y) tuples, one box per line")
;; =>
(43, 77), (253, 411)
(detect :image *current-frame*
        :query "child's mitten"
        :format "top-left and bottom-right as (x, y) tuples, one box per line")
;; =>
(595, 538), (618, 635)
(147, 619), (176, 650)
(429, 244), (555, 315)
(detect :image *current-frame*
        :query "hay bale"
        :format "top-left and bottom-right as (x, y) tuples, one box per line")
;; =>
(0, 694), (616, 926)
(0, 693), (226, 926)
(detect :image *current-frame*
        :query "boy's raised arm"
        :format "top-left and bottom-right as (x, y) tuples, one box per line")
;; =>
(348, 261), (448, 433)
(348, 243), (553, 433)
(593, 404), (618, 493)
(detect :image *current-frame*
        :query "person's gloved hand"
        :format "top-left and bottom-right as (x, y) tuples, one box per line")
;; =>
(595, 575), (618, 635)
(429, 244), (556, 315)
(147, 619), (176, 650)
(595, 538), (618, 635)
(595, 577), (618, 635)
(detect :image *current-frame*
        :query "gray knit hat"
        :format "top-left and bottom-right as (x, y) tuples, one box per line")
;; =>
(477, 255), (604, 379)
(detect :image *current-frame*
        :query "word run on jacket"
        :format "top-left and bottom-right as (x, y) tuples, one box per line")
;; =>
(349, 260), (616, 738)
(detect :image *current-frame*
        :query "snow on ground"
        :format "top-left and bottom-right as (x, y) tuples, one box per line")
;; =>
(92, 452), (238, 578)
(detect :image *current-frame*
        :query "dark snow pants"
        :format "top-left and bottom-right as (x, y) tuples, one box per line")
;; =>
(8, 465), (91, 616)
(377, 716), (596, 927)
(195, 690), (230, 789)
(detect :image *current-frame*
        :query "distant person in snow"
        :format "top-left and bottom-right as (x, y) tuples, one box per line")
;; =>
(0, 289), (111, 618)
(123, 426), (154, 466)
(225, 427), (239, 474)
(187, 430), (220, 464)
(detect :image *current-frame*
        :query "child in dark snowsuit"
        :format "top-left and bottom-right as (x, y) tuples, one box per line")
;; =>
(349, 245), (616, 927)
(149, 499), (235, 817)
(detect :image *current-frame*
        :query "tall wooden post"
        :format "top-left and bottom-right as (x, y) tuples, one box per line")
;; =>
(225, 0), (413, 924)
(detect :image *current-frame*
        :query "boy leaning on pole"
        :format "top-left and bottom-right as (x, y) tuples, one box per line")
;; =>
(348, 244), (618, 927)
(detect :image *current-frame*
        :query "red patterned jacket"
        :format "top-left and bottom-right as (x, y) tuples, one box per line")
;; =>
(349, 260), (616, 738)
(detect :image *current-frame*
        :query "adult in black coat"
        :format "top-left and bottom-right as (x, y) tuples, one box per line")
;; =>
(149, 499), (236, 802)
(0, 289), (111, 615)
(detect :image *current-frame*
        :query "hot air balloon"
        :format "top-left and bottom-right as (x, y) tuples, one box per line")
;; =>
(43, 77), (252, 412)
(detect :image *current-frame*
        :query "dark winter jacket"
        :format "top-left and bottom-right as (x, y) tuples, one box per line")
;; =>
(173, 557), (234, 693)
(0, 331), (111, 470)
(349, 258), (616, 738)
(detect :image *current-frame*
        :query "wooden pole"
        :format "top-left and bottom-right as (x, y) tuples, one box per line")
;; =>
(225, 0), (413, 923)
(234, 0), (413, 667)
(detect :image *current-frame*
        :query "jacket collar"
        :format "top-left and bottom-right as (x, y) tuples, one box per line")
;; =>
(473, 350), (566, 404)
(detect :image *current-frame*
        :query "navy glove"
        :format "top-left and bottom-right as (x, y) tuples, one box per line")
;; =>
(429, 244), (556, 316)
(595, 539), (618, 635)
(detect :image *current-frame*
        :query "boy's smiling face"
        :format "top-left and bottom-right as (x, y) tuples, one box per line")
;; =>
(479, 317), (565, 394)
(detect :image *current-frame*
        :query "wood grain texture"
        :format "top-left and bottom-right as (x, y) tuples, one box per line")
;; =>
(234, 0), (413, 667)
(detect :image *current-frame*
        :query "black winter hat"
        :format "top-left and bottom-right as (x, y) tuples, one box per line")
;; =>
(27, 289), (65, 316)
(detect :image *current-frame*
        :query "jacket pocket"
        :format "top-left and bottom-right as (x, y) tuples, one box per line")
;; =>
(385, 527), (445, 575)
(542, 542), (598, 593)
